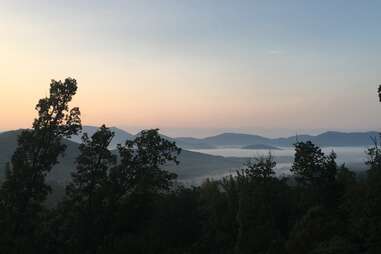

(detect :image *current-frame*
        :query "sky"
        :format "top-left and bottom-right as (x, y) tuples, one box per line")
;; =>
(1, 0), (381, 137)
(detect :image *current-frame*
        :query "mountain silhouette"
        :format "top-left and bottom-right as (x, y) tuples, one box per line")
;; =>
(70, 126), (135, 149)
(178, 131), (380, 147)
(0, 130), (246, 182)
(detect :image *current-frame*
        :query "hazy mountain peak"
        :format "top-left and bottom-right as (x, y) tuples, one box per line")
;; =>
(70, 125), (135, 149)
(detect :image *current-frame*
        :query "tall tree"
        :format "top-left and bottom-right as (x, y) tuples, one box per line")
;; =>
(107, 129), (181, 252)
(237, 153), (276, 181)
(291, 141), (339, 208)
(235, 154), (290, 254)
(291, 141), (329, 187)
(66, 125), (116, 211)
(0, 78), (81, 253)
(363, 135), (381, 252)
(61, 125), (116, 254)
(111, 129), (181, 199)
(196, 178), (239, 254)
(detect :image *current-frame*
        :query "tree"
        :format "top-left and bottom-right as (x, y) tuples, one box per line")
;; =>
(237, 153), (276, 181)
(111, 129), (181, 199)
(235, 154), (290, 254)
(0, 78), (81, 253)
(59, 125), (117, 254)
(196, 178), (239, 254)
(291, 141), (330, 186)
(66, 125), (116, 210)
(363, 139), (381, 253)
(291, 141), (340, 208)
(362, 88), (381, 252)
(104, 129), (181, 252)
(286, 206), (349, 254)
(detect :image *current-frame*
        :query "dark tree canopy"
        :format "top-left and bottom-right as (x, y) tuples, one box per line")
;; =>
(66, 125), (116, 205)
(0, 78), (81, 253)
(238, 153), (276, 180)
(58, 125), (117, 254)
(291, 141), (337, 188)
(111, 129), (181, 197)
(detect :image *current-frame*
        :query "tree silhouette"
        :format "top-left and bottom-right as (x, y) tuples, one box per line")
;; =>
(237, 153), (276, 180)
(106, 129), (181, 252)
(111, 129), (181, 198)
(235, 154), (290, 254)
(61, 125), (116, 254)
(291, 142), (336, 189)
(0, 78), (81, 253)
(66, 125), (116, 210)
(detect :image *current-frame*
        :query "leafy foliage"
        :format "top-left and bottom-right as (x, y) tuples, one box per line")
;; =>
(0, 78), (81, 253)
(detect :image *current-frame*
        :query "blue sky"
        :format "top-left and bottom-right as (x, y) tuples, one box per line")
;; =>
(1, 0), (381, 137)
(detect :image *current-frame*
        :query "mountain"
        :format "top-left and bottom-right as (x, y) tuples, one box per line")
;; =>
(0, 130), (81, 184)
(269, 131), (379, 147)
(70, 126), (134, 149)
(70, 127), (381, 149)
(242, 144), (282, 150)
(1, 128), (373, 187)
(177, 131), (380, 148)
(70, 126), (214, 150)
(72, 127), (380, 149)
(269, 135), (315, 147)
(0, 130), (246, 183)
(310, 131), (379, 147)
(201, 133), (271, 147)
(169, 137), (216, 149)
(174, 132), (314, 148)
(0, 130), (22, 171)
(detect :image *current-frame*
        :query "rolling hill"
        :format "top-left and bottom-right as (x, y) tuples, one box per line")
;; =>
(201, 133), (271, 147)
(0, 128), (377, 184)
(70, 126), (135, 149)
(177, 131), (380, 148)
(70, 126), (215, 150)
(0, 130), (247, 183)
(69, 126), (380, 149)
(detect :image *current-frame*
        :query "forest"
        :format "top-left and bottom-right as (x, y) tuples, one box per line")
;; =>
(0, 78), (381, 254)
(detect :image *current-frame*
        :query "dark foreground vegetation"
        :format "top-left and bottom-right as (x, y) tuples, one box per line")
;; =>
(1, 78), (381, 254)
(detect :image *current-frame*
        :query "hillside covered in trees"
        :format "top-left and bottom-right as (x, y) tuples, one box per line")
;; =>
(1, 78), (381, 254)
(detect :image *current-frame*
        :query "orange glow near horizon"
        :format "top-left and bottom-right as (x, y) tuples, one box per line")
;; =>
(1, 1), (381, 137)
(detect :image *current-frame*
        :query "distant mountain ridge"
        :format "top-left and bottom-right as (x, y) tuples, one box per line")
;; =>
(70, 126), (135, 149)
(0, 130), (247, 183)
(69, 126), (380, 149)
(271, 131), (380, 147)
(0, 128), (375, 184)
(177, 131), (380, 148)
(2, 126), (379, 149)
(201, 133), (270, 147)
(70, 126), (214, 150)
